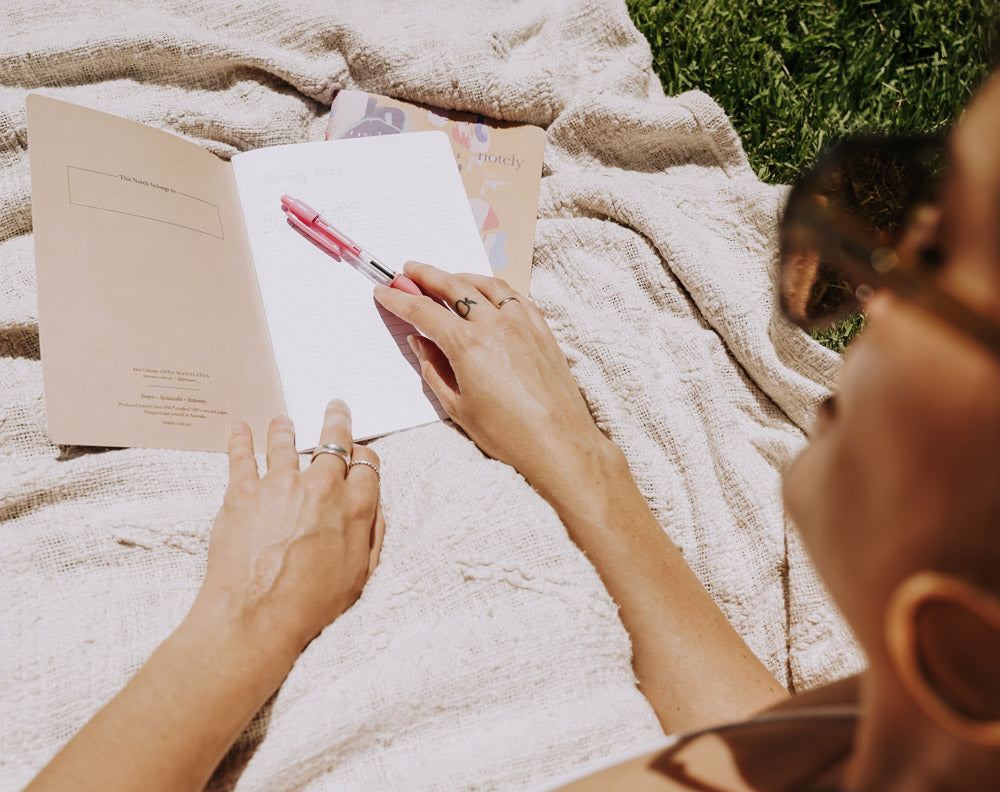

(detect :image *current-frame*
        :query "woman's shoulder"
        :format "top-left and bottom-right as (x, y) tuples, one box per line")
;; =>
(550, 675), (861, 792)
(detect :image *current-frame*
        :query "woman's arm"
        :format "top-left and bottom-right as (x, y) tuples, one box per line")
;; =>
(25, 601), (301, 792)
(27, 401), (385, 792)
(536, 440), (788, 731)
(374, 263), (787, 733)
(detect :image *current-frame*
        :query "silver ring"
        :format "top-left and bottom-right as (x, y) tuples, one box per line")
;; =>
(348, 459), (381, 481)
(310, 443), (351, 473)
(495, 297), (520, 309)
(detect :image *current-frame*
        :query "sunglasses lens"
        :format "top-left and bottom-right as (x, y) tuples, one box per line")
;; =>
(778, 136), (942, 331)
(779, 227), (860, 328)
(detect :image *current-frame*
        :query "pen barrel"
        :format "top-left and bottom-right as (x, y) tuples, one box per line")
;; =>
(358, 249), (396, 281)
(347, 253), (392, 286)
(313, 216), (361, 257)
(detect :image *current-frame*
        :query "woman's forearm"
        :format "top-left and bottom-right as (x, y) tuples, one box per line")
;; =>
(26, 599), (301, 792)
(371, 266), (788, 732)
(532, 435), (789, 734)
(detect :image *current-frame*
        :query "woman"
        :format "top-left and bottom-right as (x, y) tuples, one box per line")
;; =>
(548, 71), (1000, 789)
(27, 72), (1000, 792)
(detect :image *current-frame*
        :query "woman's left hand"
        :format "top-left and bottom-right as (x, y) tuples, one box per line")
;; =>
(193, 400), (385, 654)
(25, 401), (386, 792)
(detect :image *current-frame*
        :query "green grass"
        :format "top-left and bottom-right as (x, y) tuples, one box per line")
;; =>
(627, 0), (997, 184)
(810, 313), (866, 355)
(626, 0), (998, 350)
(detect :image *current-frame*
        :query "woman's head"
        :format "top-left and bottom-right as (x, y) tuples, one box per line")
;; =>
(783, 71), (1000, 748)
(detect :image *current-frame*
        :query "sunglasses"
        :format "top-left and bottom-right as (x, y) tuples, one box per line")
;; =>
(778, 135), (1000, 359)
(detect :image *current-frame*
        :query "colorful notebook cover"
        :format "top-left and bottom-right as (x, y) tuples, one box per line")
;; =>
(326, 90), (545, 294)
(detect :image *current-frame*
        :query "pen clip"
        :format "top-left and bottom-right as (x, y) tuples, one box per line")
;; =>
(284, 209), (390, 288)
(284, 210), (343, 261)
(281, 194), (362, 258)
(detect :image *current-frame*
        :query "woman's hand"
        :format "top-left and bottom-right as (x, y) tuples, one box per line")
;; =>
(26, 401), (386, 792)
(373, 261), (612, 492)
(193, 399), (385, 655)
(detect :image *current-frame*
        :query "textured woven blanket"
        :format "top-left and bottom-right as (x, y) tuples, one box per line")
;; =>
(0, 1), (864, 789)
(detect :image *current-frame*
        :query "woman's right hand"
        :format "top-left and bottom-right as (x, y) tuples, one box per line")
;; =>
(373, 261), (615, 491)
(378, 264), (792, 737)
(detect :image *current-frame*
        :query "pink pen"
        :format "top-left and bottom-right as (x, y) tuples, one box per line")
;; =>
(280, 195), (421, 294)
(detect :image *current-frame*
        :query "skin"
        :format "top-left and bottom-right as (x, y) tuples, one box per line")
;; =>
(801, 73), (1000, 790)
(27, 72), (1000, 792)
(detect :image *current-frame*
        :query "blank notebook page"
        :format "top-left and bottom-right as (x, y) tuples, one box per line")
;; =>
(232, 131), (492, 446)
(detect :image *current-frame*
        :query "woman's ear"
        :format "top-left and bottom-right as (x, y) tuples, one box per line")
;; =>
(885, 571), (1000, 747)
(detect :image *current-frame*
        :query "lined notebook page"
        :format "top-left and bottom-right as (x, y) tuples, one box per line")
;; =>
(231, 132), (492, 446)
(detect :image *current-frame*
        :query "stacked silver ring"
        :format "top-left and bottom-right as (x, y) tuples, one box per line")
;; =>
(349, 459), (381, 481)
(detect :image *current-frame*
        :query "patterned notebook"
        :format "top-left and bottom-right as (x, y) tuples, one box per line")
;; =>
(326, 90), (545, 294)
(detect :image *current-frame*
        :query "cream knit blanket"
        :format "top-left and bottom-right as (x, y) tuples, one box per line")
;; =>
(0, 1), (864, 789)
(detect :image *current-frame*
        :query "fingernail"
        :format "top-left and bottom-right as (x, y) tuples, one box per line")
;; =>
(406, 334), (421, 357)
(373, 284), (389, 299)
(230, 420), (245, 434)
(327, 398), (347, 409)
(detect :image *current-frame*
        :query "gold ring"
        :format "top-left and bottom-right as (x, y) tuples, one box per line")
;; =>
(495, 297), (520, 309)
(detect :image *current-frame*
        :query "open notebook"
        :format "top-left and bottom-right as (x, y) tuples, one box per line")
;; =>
(28, 95), (492, 452)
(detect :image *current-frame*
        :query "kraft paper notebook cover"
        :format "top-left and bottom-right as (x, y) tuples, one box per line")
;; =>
(28, 94), (492, 453)
(326, 90), (546, 295)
